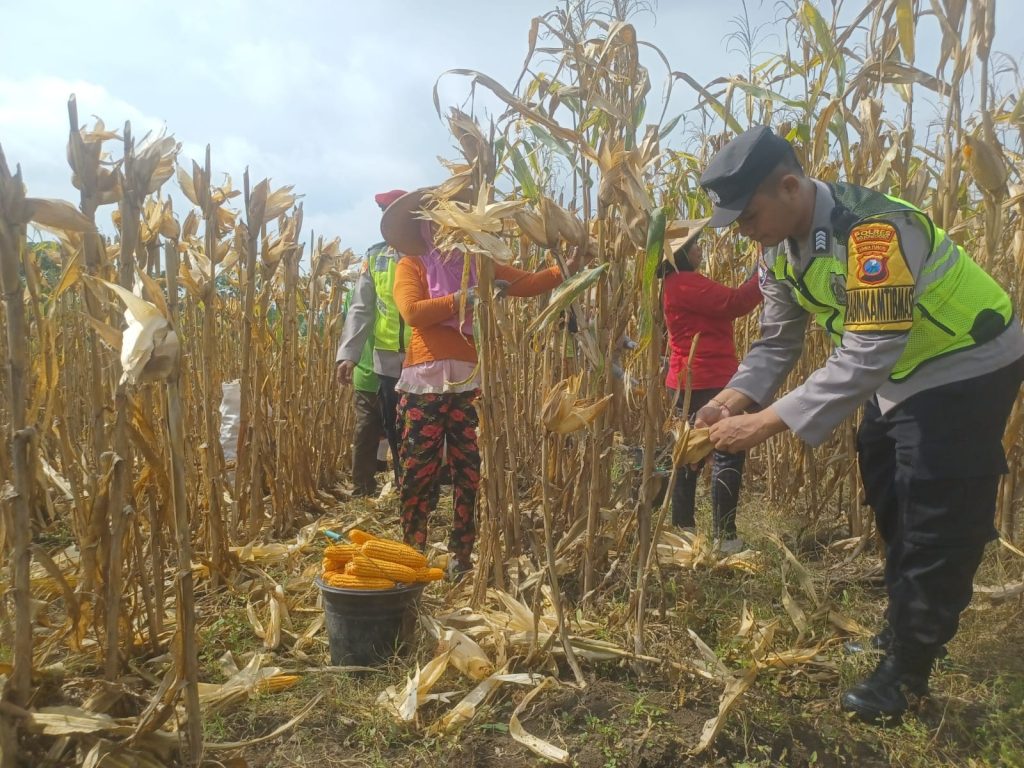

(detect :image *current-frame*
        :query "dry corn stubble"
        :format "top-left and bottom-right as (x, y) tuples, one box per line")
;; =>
(1, 0), (1023, 764)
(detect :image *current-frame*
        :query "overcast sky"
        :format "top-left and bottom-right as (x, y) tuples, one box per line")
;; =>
(1, 0), (1021, 259)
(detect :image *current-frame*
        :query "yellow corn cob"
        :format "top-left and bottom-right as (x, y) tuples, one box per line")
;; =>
(255, 674), (301, 694)
(361, 540), (428, 569)
(414, 566), (444, 582)
(323, 543), (359, 566)
(349, 553), (419, 584)
(322, 571), (395, 590)
(347, 529), (378, 545)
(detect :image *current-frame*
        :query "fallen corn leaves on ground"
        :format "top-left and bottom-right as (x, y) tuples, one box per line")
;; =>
(20, 486), (1023, 768)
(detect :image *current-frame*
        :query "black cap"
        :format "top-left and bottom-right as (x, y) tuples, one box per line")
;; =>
(699, 126), (792, 227)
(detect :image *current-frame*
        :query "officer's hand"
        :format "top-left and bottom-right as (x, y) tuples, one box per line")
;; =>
(453, 287), (477, 309)
(336, 359), (355, 386)
(694, 402), (727, 430)
(493, 279), (511, 298)
(708, 409), (787, 453)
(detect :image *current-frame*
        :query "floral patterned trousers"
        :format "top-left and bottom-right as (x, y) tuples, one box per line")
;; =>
(398, 390), (480, 566)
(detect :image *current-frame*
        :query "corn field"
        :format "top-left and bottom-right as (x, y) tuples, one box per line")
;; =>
(0, 0), (1022, 764)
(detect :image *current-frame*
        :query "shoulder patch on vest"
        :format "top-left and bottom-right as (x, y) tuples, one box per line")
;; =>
(813, 228), (830, 254)
(845, 221), (914, 332)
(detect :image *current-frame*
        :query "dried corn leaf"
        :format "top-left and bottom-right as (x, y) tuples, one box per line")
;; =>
(687, 629), (730, 678)
(736, 602), (754, 639)
(462, 229), (515, 263)
(487, 589), (557, 633)
(781, 582), (809, 638)
(91, 278), (179, 385)
(428, 671), (510, 734)
(692, 666), (758, 754)
(27, 706), (133, 737)
(439, 626), (494, 680)
(973, 579), (1024, 602)
(541, 377), (613, 434)
(758, 646), (823, 669)
(378, 651), (451, 722)
(24, 198), (96, 232)
(1001, 537), (1024, 559)
(509, 676), (568, 764)
(81, 740), (169, 768)
(197, 654), (285, 715)
(264, 185), (297, 222)
(82, 314), (123, 353)
(293, 614), (325, 653)
(769, 535), (820, 607)
(672, 424), (713, 466)
(827, 610), (872, 636)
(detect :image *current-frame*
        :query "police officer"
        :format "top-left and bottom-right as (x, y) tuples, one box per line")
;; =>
(339, 263), (386, 496)
(694, 126), (1024, 723)
(336, 190), (412, 487)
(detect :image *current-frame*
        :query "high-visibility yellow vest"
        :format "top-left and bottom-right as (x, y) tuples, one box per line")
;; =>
(769, 183), (1012, 380)
(367, 243), (411, 353)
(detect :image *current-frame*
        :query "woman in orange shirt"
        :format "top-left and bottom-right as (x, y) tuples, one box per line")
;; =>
(381, 188), (580, 578)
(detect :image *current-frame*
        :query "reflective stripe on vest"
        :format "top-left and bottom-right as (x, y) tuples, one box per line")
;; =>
(369, 246), (410, 353)
(770, 183), (1012, 381)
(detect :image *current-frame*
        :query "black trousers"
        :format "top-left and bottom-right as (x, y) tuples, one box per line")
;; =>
(857, 355), (1024, 652)
(378, 375), (402, 486)
(669, 388), (746, 536)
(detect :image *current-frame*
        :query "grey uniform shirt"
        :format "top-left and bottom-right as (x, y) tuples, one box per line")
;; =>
(728, 179), (1024, 446)
(335, 247), (404, 379)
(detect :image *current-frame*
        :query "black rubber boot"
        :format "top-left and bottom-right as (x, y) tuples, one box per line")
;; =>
(841, 646), (933, 724)
(843, 623), (948, 662)
(843, 624), (894, 655)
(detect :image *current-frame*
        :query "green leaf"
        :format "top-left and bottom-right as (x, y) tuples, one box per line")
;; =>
(530, 125), (574, 158)
(728, 78), (807, 110)
(508, 143), (539, 201)
(895, 0), (915, 64)
(799, 1), (846, 93)
(638, 207), (666, 350)
(658, 113), (683, 140)
(526, 263), (609, 335)
(672, 72), (743, 134)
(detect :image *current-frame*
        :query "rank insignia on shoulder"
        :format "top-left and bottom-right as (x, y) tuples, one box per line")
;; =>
(813, 227), (830, 254)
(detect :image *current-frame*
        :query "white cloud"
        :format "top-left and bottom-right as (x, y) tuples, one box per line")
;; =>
(0, 76), (166, 199)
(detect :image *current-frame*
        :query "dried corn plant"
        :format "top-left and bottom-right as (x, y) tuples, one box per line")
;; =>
(408, 0), (1024, 747)
(420, 0), (1024, 619)
(0, 95), (357, 763)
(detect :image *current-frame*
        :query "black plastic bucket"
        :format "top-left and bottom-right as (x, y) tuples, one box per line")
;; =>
(316, 578), (427, 666)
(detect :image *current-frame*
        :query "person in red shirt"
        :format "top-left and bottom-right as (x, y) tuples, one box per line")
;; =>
(660, 233), (762, 552)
